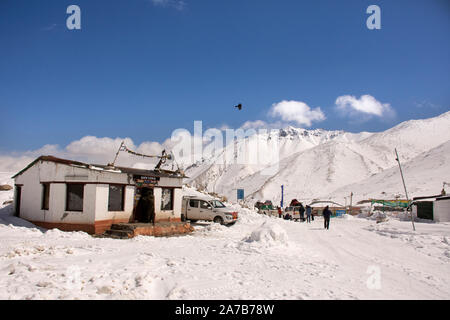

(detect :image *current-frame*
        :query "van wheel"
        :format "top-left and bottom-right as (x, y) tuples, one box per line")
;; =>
(189, 219), (198, 223)
(213, 216), (224, 225)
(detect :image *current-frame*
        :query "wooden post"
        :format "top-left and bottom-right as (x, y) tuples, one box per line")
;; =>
(109, 141), (124, 167)
(349, 192), (353, 215)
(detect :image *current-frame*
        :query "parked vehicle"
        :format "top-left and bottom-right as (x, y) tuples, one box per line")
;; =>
(283, 206), (301, 221)
(181, 196), (238, 225)
(258, 204), (279, 217)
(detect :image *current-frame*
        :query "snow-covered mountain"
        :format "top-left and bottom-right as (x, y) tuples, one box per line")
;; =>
(185, 111), (450, 205)
(328, 140), (450, 203)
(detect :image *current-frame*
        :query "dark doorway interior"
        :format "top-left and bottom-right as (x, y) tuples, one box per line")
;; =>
(416, 201), (433, 220)
(15, 186), (21, 217)
(134, 187), (155, 223)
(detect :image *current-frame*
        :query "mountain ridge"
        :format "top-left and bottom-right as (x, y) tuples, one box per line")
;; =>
(185, 111), (450, 204)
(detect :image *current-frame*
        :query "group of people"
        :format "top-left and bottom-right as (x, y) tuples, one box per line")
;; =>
(278, 203), (333, 230)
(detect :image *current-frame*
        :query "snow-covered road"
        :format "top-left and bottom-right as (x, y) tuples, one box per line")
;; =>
(0, 203), (449, 300)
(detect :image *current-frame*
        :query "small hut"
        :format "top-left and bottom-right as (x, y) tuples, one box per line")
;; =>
(12, 155), (190, 235)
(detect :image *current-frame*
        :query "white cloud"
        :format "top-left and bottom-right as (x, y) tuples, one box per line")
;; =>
(0, 136), (171, 174)
(240, 120), (268, 130)
(335, 94), (395, 119)
(268, 100), (326, 127)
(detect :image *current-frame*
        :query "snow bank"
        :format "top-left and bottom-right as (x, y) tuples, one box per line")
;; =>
(244, 221), (288, 246)
(336, 214), (354, 220)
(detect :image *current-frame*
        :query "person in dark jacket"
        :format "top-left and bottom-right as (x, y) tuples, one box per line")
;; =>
(322, 205), (332, 230)
(306, 205), (312, 223)
(135, 189), (155, 225)
(299, 203), (305, 222)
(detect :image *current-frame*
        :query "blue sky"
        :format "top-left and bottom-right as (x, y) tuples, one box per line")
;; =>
(0, 0), (449, 152)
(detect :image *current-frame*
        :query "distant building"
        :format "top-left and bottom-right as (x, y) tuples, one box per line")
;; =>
(12, 156), (185, 234)
(411, 195), (450, 222)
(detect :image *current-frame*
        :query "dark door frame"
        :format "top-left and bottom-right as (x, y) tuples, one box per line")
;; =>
(15, 185), (22, 217)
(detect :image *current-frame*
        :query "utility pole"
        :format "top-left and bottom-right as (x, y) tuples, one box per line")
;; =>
(349, 192), (353, 215)
(395, 148), (415, 231)
(281, 185), (284, 208)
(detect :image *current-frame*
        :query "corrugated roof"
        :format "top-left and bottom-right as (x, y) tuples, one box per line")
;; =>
(12, 155), (186, 179)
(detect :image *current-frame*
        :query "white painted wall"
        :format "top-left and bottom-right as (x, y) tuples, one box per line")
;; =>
(434, 198), (450, 222)
(14, 161), (132, 225)
(159, 176), (183, 188)
(94, 184), (135, 222)
(153, 187), (182, 221)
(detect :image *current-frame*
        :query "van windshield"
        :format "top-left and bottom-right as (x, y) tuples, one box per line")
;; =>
(210, 200), (226, 208)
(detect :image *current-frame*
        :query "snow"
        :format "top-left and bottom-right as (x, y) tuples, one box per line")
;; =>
(244, 222), (289, 246)
(0, 172), (14, 207)
(0, 184), (449, 299)
(328, 140), (450, 202)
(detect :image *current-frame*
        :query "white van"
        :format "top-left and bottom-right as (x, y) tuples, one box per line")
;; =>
(283, 206), (301, 221)
(181, 196), (238, 225)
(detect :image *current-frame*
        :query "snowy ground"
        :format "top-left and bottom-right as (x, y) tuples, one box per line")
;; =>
(0, 184), (449, 300)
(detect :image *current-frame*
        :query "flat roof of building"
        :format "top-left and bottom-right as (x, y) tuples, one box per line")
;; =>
(12, 155), (186, 179)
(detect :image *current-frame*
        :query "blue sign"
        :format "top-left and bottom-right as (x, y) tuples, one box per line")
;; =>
(335, 210), (346, 217)
(237, 189), (244, 200)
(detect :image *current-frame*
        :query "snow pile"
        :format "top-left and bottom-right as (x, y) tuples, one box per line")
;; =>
(336, 214), (354, 220)
(367, 211), (388, 221)
(0, 172), (14, 208)
(244, 221), (288, 246)
(43, 228), (91, 240)
(394, 211), (418, 222)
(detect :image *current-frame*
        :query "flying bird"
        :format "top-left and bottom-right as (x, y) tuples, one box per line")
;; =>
(234, 103), (242, 110)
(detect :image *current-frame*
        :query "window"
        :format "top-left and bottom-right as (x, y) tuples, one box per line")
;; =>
(189, 199), (199, 208)
(160, 188), (173, 211)
(66, 184), (84, 212)
(42, 183), (50, 210)
(200, 200), (211, 209)
(210, 200), (225, 208)
(108, 185), (125, 211)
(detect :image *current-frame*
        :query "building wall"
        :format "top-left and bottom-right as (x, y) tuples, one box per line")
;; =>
(154, 176), (183, 221)
(93, 184), (135, 233)
(14, 161), (133, 233)
(14, 163), (98, 225)
(434, 199), (450, 222)
(153, 187), (182, 222)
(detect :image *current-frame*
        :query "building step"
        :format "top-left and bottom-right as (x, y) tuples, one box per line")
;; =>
(110, 223), (136, 231)
(104, 229), (133, 239)
(104, 222), (194, 239)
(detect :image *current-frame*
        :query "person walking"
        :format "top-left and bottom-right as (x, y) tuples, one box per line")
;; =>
(306, 205), (312, 223)
(299, 203), (305, 222)
(323, 205), (332, 230)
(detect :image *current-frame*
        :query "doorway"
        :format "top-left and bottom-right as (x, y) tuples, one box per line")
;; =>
(133, 187), (155, 223)
(15, 185), (21, 217)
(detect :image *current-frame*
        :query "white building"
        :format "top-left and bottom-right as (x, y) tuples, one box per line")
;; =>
(433, 196), (450, 222)
(13, 156), (185, 234)
(411, 195), (450, 222)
